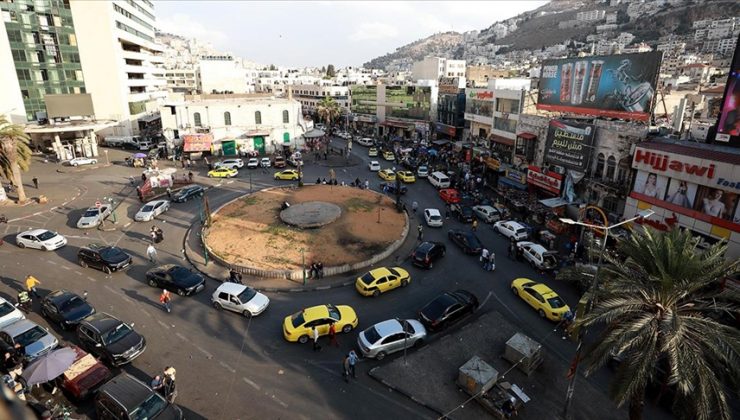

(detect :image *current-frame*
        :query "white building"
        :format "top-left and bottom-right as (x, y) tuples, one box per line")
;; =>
(596, 24), (618, 33)
(198, 55), (256, 94)
(605, 12), (618, 25)
(576, 10), (605, 22)
(292, 84), (350, 115)
(69, 0), (167, 136)
(657, 40), (686, 55)
(160, 95), (306, 155)
(491, 23), (509, 39)
(489, 79), (530, 164)
(411, 57), (466, 81)
(621, 43), (653, 54)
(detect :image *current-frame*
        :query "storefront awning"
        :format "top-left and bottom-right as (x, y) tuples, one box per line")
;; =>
(518, 132), (537, 140)
(490, 135), (514, 146)
(539, 197), (569, 208)
(498, 177), (527, 190)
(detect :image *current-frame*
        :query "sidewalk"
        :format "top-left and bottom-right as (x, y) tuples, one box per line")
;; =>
(0, 180), (86, 222)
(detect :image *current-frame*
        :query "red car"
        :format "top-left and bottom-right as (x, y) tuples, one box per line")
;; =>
(60, 346), (112, 400)
(439, 188), (461, 204)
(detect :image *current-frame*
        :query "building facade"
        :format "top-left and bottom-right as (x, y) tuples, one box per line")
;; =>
(164, 68), (198, 94)
(435, 77), (466, 141)
(198, 55), (255, 94)
(464, 88), (494, 141)
(292, 84), (350, 117)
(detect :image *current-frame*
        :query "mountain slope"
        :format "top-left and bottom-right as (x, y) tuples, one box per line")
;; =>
(364, 32), (463, 70)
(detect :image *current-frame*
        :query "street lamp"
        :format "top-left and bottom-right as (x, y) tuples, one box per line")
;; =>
(104, 150), (109, 165)
(560, 209), (654, 420)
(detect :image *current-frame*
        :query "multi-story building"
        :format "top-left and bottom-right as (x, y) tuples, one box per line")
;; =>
(576, 10), (605, 22)
(596, 24), (618, 34)
(164, 68), (198, 94)
(411, 57), (466, 81)
(198, 55), (255, 94)
(464, 87), (494, 142)
(605, 12), (618, 25)
(69, 0), (167, 136)
(621, 43), (653, 54)
(291, 84), (350, 118)
(703, 37), (739, 56)
(465, 65), (509, 88)
(488, 79), (530, 165)
(435, 77), (466, 141)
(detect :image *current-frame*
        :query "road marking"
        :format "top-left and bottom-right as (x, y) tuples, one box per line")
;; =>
(123, 222), (131, 228)
(74, 271), (83, 276)
(196, 346), (213, 359)
(269, 394), (289, 408)
(242, 377), (260, 391)
(219, 361), (236, 373)
(47, 260), (57, 265)
(175, 332), (187, 341)
(61, 265), (71, 270)
(156, 320), (170, 330)
(87, 276), (97, 283)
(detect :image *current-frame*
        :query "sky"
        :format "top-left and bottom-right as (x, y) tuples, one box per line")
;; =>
(154, 1), (548, 68)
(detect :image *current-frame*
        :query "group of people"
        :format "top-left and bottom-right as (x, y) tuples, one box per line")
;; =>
(308, 262), (324, 279)
(150, 226), (164, 243)
(479, 248), (496, 271)
(150, 366), (177, 403)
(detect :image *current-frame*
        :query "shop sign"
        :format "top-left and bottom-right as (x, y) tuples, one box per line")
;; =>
(435, 123), (456, 136)
(439, 77), (461, 95)
(527, 166), (563, 194)
(468, 90), (494, 100)
(633, 148), (716, 180)
(543, 119), (596, 172)
(182, 134), (212, 152)
(505, 169), (526, 184)
(354, 115), (377, 123)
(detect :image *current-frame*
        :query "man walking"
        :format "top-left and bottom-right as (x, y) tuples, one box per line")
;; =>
(25, 274), (41, 298)
(411, 201), (418, 213)
(146, 243), (158, 264)
(32, 177), (39, 189)
(328, 322), (339, 347)
(417, 224), (423, 241)
(480, 248), (489, 269)
(342, 354), (351, 383)
(312, 326), (321, 352)
(348, 350), (358, 379)
(159, 289), (171, 313)
(163, 366), (177, 403)
(472, 218), (478, 232)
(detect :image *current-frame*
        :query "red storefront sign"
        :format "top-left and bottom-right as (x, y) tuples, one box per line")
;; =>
(633, 149), (716, 180)
(527, 165), (562, 194)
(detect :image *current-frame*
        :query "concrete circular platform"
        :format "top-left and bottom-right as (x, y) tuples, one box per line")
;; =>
(280, 201), (342, 228)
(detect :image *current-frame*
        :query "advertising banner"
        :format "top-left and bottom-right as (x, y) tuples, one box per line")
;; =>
(537, 51), (662, 121)
(182, 134), (213, 152)
(714, 38), (740, 147)
(527, 166), (563, 195)
(543, 120), (596, 172)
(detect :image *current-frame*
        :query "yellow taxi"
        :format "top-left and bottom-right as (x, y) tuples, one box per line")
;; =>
(283, 304), (359, 343)
(378, 169), (396, 181)
(383, 151), (395, 161)
(207, 167), (238, 178)
(396, 171), (416, 183)
(511, 278), (571, 321)
(355, 267), (410, 297)
(274, 169), (300, 180)
(368, 147), (378, 157)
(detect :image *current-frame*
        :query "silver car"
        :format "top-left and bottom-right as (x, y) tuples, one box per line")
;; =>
(0, 319), (58, 361)
(134, 199), (170, 222)
(0, 297), (25, 330)
(211, 283), (270, 317)
(357, 319), (426, 360)
(77, 205), (112, 229)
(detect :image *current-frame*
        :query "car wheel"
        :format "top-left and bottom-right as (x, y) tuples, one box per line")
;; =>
(177, 289), (186, 297)
(372, 289), (381, 298)
(538, 309), (546, 318)
(376, 351), (386, 360)
(414, 338), (424, 348)
(298, 335), (309, 344)
(73, 163), (78, 167)
(103, 266), (112, 275)
(42, 246), (49, 251)
(148, 278), (157, 287)
(242, 310), (252, 318)
(213, 302), (222, 310)
(92, 160), (98, 164)
(401, 279), (409, 287)
(17, 242), (25, 249)
(511, 287), (518, 296)
(342, 324), (353, 334)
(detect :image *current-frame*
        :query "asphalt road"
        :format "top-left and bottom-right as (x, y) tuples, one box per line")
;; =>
(0, 143), (671, 419)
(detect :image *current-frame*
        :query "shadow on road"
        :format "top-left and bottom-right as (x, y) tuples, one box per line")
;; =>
(121, 287), (162, 311)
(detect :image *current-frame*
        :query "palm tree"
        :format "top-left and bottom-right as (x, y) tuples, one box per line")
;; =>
(0, 115), (32, 203)
(576, 227), (740, 420)
(316, 96), (340, 129)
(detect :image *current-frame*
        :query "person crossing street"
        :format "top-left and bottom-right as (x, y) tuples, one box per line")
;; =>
(25, 274), (41, 298)
(159, 289), (172, 313)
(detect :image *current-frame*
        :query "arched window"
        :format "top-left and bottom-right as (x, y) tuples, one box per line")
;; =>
(605, 155), (616, 180)
(617, 157), (630, 183)
(193, 112), (202, 127)
(594, 153), (605, 179)
(224, 111), (231, 126)
(282, 110), (289, 124)
(255, 111), (262, 125)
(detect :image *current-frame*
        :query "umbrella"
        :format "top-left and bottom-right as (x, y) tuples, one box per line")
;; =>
(304, 129), (325, 139)
(22, 347), (77, 386)
(427, 149), (439, 156)
(133, 153), (147, 159)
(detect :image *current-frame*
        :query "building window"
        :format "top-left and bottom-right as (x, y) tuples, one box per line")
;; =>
(617, 157), (630, 184)
(224, 111), (231, 126)
(594, 153), (605, 179)
(282, 110), (289, 124)
(193, 112), (202, 127)
(255, 111), (262, 124)
(605, 155), (616, 180)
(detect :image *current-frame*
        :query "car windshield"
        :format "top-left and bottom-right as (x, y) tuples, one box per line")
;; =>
(359, 273), (374, 285)
(102, 323), (132, 345)
(141, 205), (153, 212)
(362, 326), (382, 345)
(83, 209), (100, 217)
(237, 287), (257, 303)
(15, 326), (47, 346)
(327, 305), (340, 320)
(388, 268), (401, 277)
(130, 392), (167, 420)
(100, 247), (124, 260)
(429, 215), (441, 221)
(423, 294), (456, 320)
(548, 297), (567, 309)
(168, 266), (192, 280)
(0, 301), (15, 317)
(291, 312), (305, 328)
(37, 231), (57, 241)
(61, 296), (86, 311)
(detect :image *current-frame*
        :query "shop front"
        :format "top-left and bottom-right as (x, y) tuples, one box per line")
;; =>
(490, 134), (514, 164)
(351, 114), (377, 137)
(380, 117), (417, 141)
(527, 165), (563, 197)
(435, 122), (457, 141)
(482, 156), (504, 186)
(498, 167), (528, 191)
(514, 132), (537, 165)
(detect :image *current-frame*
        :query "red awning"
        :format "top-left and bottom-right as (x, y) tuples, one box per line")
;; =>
(517, 132), (537, 140)
(490, 135), (514, 146)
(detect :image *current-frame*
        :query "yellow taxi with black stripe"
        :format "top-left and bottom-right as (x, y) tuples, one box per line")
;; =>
(283, 304), (359, 343)
(511, 278), (571, 321)
(383, 151), (395, 161)
(207, 167), (238, 178)
(368, 147), (378, 157)
(378, 169), (396, 181)
(355, 267), (411, 297)
(396, 171), (416, 183)
(274, 169), (300, 180)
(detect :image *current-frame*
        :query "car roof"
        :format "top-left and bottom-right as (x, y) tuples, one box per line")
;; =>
(475, 205), (495, 211)
(303, 305), (331, 320)
(144, 199), (167, 205)
(1, 319), (40, 335)
(45, 289), (75, 305)
(216, 282), (247, 295)
(505, 221), (524, 229)
(425, 208), (441, 216)
(416, 241), (439, 252)
(372, 319), (403, 337)
(82, 312), (122, 333)
(530, 283), (556, 295)
(99, 373), (155, 411)
(367, 267), (392, 278)
(20, 228), (52, 236)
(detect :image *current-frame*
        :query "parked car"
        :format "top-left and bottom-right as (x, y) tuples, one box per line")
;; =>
(41, 290), (95, 330)
(379, 182), (407, 195)
(378, 169), (395, 181)
(423, 208), (443, 227)
(396, 171), (416, 183)
(67, 157), (98, 167)
(0, 319), (58, 361)
(15, 229), (67, 251)
(0, 297), (24, 330)
(207, 167), (238, 178)
(450, 203), (475, 223)
(418, 290), (479, 331)
(472, 205), (501, 223)
(273, 156), (287, 168)
(134, 199), (170, 222)
(76, 205), (112, 229)
(246, 158), (260, 169)
(355, 267), (410, 297)
(214, 158), (244, 169)
(511, 278), (571, 321)
(77, 313), (146, 366)
(368, 161), (381, 171)
(274, 169), (300, 180)
(438, 188), (461, 204)
(260, 157), (271, 168)
(357, 137), (374, 146)
(516, 242), (559, 270)
(95, 373), (183, 419)
(357, 319), (427, 360)
(60, 345), (112, 401)
(211, 283), (270, 317)
(145, 264), (206, 296)
(78, 244), (132, 274)
(283, 304), (358, 343)
(411, 241), (446, 269)
(447, 229), (483, 255)
(417, 165), (429, 178)
(171, 185), (205, 203)
(494, 220), (530, 241)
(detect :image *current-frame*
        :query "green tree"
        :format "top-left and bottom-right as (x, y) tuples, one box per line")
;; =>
(0, 115), (32, 203)
(326, 64), (336, 77)
(316, 96), (340, 128)
(576, 227), (740, 420)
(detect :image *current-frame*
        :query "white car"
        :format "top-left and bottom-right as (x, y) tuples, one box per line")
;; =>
(68, 157), (98, 167)
(246, 158), (260, 169)
(424, 208), (443, 227)
(134, 199), (170, 222)
(214, 158), (244, 169)
(417, 165), (429, 178)
(0, 297), (25, 329)
(368, 161), (381, 171)
(472, 205), (501, 223)
(357, 319), (427, 360)
(516, 241), (559, 270)
(357, 137), (374, 147)
(494, 220), (529, 241)
(260, 157), (271, 168)
(211, 283), (270, 317)
(16, 229), (67, 251)
(76, 205), (112, 229)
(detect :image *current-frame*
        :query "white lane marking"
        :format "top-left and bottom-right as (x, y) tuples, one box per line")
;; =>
(242, 377), (260, 391)
(87, 276), (97, 283)
(74, 271), (83, 275)
(156, 320), (170, 329)
(103, 285), (117, 295)
(196, 346), (213, 359)
(123, 222), (131, 228)
(219, 361), (236, 373)
(175, 332), (187, 341)
(270, 394), (289, 408)
(61, 265), (71, 270)
(47, 260), (57, 265)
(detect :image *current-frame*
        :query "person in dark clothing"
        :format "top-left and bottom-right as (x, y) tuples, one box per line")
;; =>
(32, 177), (38, 189)
(508, 239), (516, 260)
(317, 262), (324, 278)
(188, 171), (194, 182)
(141, 173), (147, 182)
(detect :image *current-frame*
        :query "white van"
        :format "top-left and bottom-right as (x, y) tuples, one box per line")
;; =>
(428, 171), (451, 189)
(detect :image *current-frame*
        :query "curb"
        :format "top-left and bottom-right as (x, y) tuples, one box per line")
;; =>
(56, 163), (113, 174)
(367, 367), (447, 417)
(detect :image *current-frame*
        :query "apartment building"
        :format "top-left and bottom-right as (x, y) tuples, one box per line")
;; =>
(411, 57), (467, 81)
(576, 10), (605, 22)
(164, 68), (198, 94)
(198, 55), (255, 94)
(291, 84), (350, 116)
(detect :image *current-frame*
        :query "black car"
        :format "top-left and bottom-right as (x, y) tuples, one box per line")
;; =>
(145, 265), (206, 296)
(418, 290), (479, 331)
(171, 185), (205, 203)
(379, 182), (408, 195)
(450, 204), (475, 223)
(77, 313), (146, 366)
(447, 229), (483, 255)
(78, 244), (132, 274)
(41, 290), (95, 330)
(96, 373), (183, 420)
(411, 241), (446, 269)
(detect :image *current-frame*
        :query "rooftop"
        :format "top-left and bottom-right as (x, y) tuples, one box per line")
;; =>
(638, 138), (740, 165)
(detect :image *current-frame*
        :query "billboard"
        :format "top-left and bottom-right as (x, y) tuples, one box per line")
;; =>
(537, 52), (662, 121)
(713, 34), (740, 147)
(44, 94), (94, 118)
(385, 86), (432, 120)
(543, 120), (596, 172)
(182, 134), (213, 152)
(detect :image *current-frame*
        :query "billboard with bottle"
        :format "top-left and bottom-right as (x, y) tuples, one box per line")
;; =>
(537, 52), (663, 121)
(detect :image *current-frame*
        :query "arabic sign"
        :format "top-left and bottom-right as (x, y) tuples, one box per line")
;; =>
(537, 52), (662, 121)
(543, 120), (596, 172)
(527, 165), (563, 194)
(182, 134), (213, 152)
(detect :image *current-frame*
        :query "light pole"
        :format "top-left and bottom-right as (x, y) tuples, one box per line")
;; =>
(559, 209), (654, 420)
(300, 248), (306, 285)
(104, 150), (109, 165)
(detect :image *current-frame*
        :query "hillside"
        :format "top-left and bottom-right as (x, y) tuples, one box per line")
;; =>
(364, 32), (463, 70)
(623, 1), (740, 44)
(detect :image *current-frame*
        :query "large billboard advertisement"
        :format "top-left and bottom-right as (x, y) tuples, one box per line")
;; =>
(713, 35), (740, 147)
(543, 120), (596, 172)
(537, 51), (662, 121)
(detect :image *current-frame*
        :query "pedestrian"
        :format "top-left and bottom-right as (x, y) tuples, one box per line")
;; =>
(412, 201), (418, 213)
(312, 326), (321, 351)
(417, 224), (423, 241)
(342, 354), (351, 383)
(317, 261), (324, 278)
(159, 289), (171, 313)
(364, 179), (369, 190)
(25, 274), (40, 298)
(32, 177), (38, 189)
(480, 248), (489, 267)
(141, 173), (147, 183)
(166, 187), (172, 199)
(348, 349), (358, 378)
(328, 322), (339, 347)
(151, 375), (164, 393)
(163, 372), (177, 403)
(129, 176), (135, 186)
(508, 239), (516, 260)
(472, 218), (478, 232)
(150, 228), (157, 243)
(146, 243), (158, 264)
(487, 252), (496, 271)
(188, 171), (194, 182)
(445, 204), (451, 219)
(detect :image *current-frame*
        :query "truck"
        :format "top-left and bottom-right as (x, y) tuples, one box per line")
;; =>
(103, 136), (153, 151)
